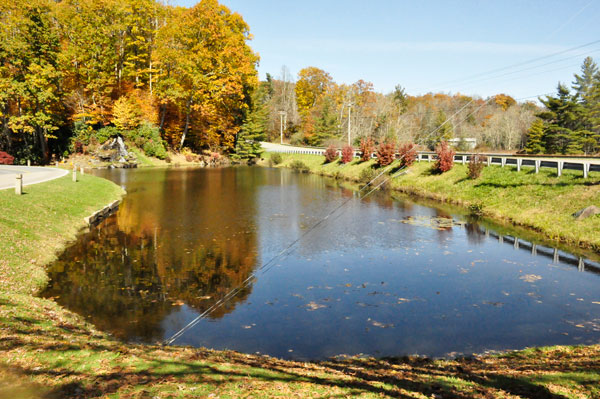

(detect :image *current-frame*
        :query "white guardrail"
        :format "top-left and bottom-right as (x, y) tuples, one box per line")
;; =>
(264, 143), (599, 179)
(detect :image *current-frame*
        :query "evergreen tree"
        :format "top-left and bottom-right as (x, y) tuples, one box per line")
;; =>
(538, 84), (584, 154)
(234, 87), (268, 161)
(308, 97), (340, 146)
(425, 110), (453, 150)
(572, 56), (599, 103)
(524, 119), (545, 154)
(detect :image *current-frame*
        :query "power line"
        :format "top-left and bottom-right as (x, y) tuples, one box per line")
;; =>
(416, 39), (600, 93)
(163, 96), (482, 346)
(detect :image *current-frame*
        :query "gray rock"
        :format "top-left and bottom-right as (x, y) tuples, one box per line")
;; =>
(573, 205), (600, 220)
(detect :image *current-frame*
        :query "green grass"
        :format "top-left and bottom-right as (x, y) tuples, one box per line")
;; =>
(0, 174), (124, 294)
(1, 164), (600, 398)
(261, 152), (600, 251)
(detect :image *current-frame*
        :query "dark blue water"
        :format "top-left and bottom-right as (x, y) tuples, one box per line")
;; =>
(42, 167), (600, 360)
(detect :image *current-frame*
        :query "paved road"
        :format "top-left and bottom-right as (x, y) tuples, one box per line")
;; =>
(0, 165), (69, 190)
(260, 142), (600, 165)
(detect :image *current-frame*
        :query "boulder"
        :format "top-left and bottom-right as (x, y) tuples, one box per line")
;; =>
(573, 205), (600, 220)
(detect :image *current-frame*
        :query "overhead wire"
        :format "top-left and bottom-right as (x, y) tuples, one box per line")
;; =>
(416, 39), (600, 93)
(163, 36), (598, 346)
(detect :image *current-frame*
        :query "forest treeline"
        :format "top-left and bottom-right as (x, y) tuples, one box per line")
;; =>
(0, 0), (258, 163)
(251, 66), (538, 153)
(251, 57), (600, 157)
(1, 0), (598, 164)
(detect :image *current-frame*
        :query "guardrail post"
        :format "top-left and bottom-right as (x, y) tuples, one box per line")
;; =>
(461, 155), (466, 165)
(583, 162), (590, 178)
(501, 157), (506, 168)
(427, 154), (431, 162)
(72, 164), (77, 182)
(557, 161), (563, 177)
(535, 160), (540, 174)
(417, 153), (422, 162)
(516, 158), (522, 172)
(487, 156), (491, 167)
(15, 174), (23, 195)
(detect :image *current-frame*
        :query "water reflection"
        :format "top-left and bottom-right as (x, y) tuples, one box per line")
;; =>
(42, 167), (600, 359)
(43, 168), (260, 342)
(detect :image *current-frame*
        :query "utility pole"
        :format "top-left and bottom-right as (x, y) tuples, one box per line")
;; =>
(347, 104), (352, 146)
(279, 111), (287, 144)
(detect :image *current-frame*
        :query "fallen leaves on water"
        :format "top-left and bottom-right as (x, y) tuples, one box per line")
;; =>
(367, 318), (394, 328)
(399, 216), (465, 230)
(520, 274), (542, 283)
(305, 301), (327, 311)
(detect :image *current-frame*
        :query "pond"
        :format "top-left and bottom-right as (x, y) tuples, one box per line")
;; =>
(42, 167), (600, 360)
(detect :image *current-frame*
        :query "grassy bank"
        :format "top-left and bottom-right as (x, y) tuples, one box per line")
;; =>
(261, 152), (600, 252)
(1, 170), (599, 398)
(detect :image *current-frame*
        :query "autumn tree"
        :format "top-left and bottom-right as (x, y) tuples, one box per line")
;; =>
(0, 0), (63, 163)
(154, 0), (258, 150)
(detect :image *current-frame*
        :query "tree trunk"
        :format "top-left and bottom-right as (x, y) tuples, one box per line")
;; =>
(179, 96), (193, 150)
(37, 127), (50, 164)
(159, 103), (167, 131)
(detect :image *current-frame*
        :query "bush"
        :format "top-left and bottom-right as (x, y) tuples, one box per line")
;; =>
(341, 145), (353, 164)
(358, 166), (376, 184)
(359, 138), (375, 162)
(143, 139), (167, 159)
(467, 154), (486, 179)
(0, 151), (14, 165)
(270, 152), (283, 165)
(96, 126), (119, 144)
(376, 141), (396, 167)
(290, 160), (309, 173)
(434, 141), (455, 173)
(398, 142), (417, 167)
(324, 144), (338, 163)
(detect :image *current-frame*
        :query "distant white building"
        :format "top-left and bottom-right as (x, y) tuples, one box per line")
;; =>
(448, 137), (477, 150)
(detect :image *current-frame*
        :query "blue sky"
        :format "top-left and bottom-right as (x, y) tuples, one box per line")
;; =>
(173, 0), (600, 100)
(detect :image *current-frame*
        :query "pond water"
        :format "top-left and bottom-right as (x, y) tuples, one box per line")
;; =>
(42, 167), (600, 360)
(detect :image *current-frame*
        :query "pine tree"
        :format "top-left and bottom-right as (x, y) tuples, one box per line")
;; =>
(308, 97), (340, 146)
(538, 84), (584, 154)
(572, 56), (599, 103)
(524, 119), (545, 154)
(234, 87), (268, 161)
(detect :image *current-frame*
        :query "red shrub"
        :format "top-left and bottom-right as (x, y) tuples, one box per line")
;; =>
(359, 138), (375, 162)
(376, 141), (396, 167)
(434, 141), (455, 173)
(468, 153), (485, 179)
(398, 142), (417, 167)
(341, 145), (353, 164)
(0, 151), (14, 165)
(324, 144), (338, 163)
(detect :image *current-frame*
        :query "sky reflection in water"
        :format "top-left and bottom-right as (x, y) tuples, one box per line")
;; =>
(42, 167), (600, 360)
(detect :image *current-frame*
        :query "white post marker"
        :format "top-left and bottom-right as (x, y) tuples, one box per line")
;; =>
(15, 174), (23, 195)
(72, 164), (77, 182)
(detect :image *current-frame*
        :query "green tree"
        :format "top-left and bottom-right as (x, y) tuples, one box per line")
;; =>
(234, 86), (269, 161)
(524, 118), (545, 154)
(308, 97), (340, 146)
(538, 84), (584, 154)
(572, 56), (599, 103)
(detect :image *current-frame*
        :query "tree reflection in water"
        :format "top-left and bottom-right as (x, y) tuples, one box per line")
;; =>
(43, 168), (259, 342)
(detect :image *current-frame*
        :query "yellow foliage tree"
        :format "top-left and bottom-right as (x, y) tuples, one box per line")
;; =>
(112, 96), (142, 131)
